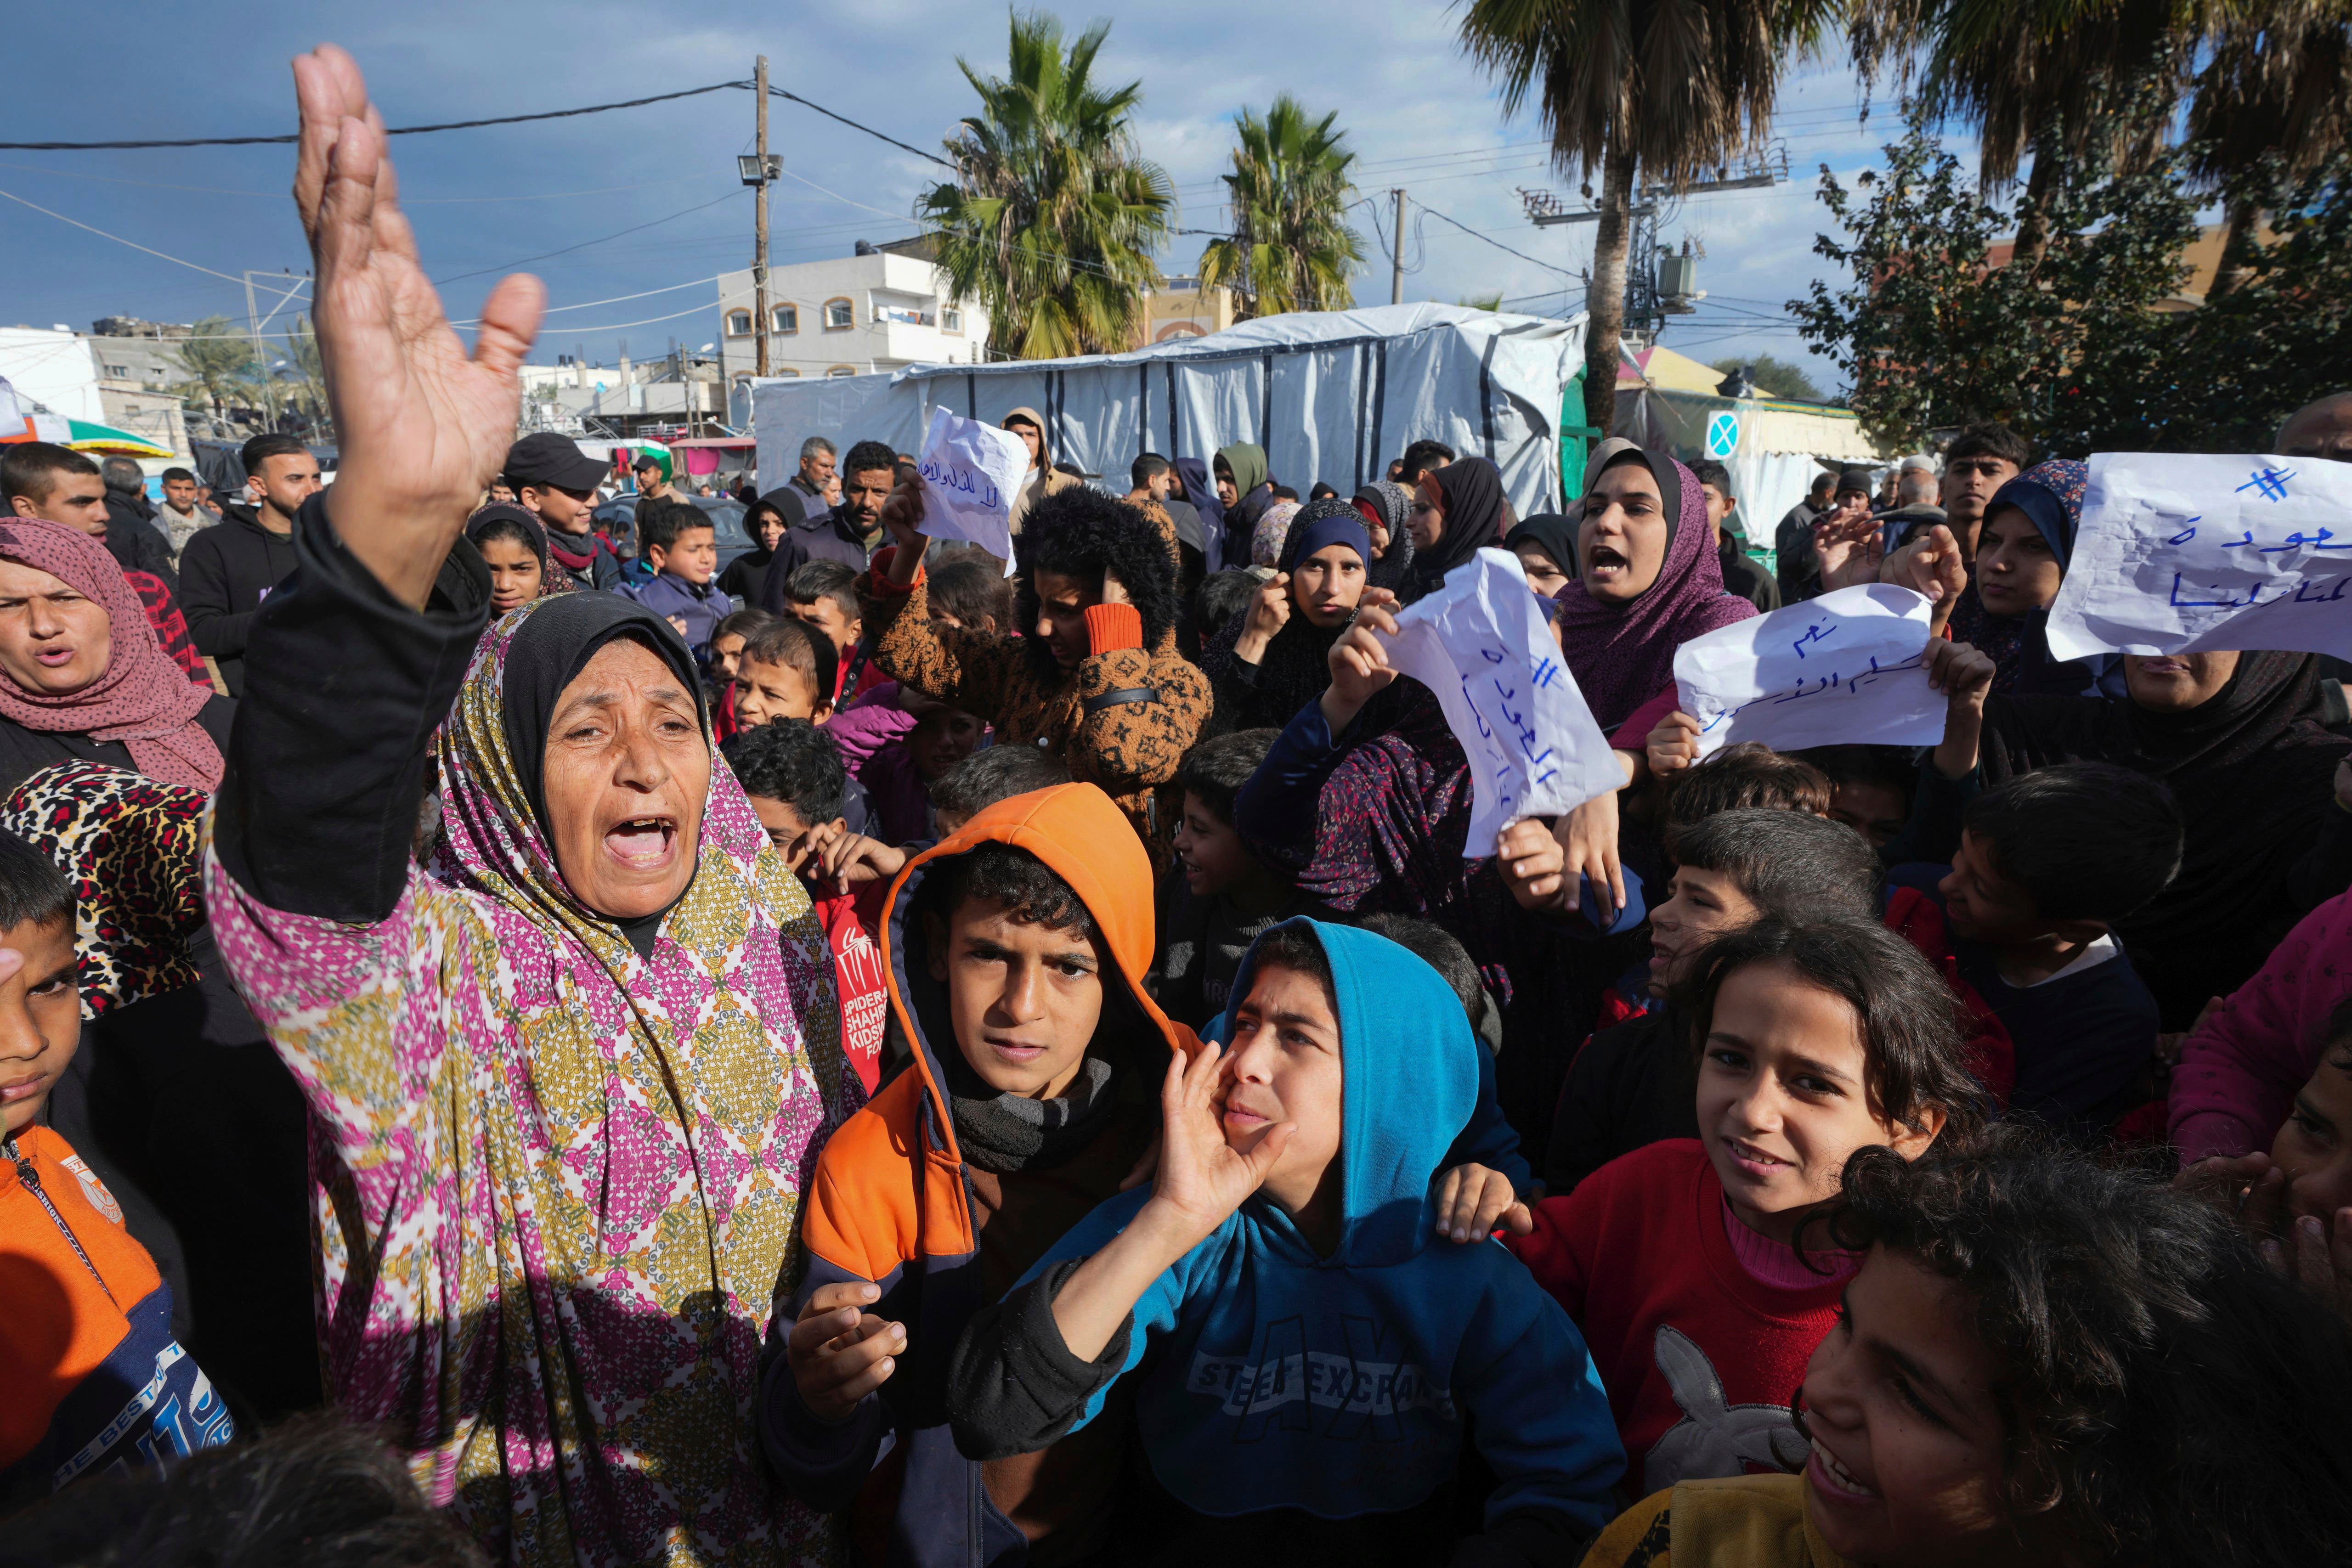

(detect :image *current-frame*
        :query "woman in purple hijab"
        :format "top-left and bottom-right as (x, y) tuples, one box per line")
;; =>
(1551, 444), (1758, 733)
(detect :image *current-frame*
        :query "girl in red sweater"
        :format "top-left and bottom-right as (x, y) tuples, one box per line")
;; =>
(1511, 917), (1984, 1496)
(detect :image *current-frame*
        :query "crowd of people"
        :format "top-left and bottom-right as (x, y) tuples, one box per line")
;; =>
(6, 43), (2352, 1568)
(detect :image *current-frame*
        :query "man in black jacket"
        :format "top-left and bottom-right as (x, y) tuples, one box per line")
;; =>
(178, 433), (316, 695)
(99, 457), (179, 584)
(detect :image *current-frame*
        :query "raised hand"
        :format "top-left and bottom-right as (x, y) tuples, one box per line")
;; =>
(1150, 1041), (1292, 1243)
(1494, 817), (1567, 912)
(803, 823), (907, 896)
(1813, 510), (1885, 592)
(1881, 523), (1969, 634)
(292, 46), (544, 609)
(876, 473), (928, 586)
(1552, 786), (1625, 924)
(1235, 573), (1291, 662)
(1646, 710), (1702, 778)
(1925, 637), (1996, 779)
(1323, 596), (1401, 733)
(786, 1280), (904, 1423)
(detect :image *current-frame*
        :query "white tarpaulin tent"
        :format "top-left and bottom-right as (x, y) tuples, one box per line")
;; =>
(748, 303), (1587, 529)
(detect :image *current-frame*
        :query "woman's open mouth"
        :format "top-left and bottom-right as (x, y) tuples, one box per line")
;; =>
(1724, 1137), (1790, 1180)
(604, 816), (678, 869)
(34, 646), (76, 667)
(1587, 544), (1629, 577)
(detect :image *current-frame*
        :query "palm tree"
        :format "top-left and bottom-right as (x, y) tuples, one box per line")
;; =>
(1459, 0), (1840, 435)
(170, 315), (261, 435)
(1199, 97), (1366, 320)
(2184, 3), (2352, 297)
(918, 11), (1174, 360)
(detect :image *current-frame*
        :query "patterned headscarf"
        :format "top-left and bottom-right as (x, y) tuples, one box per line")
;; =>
(245, 590), (858, 1560)
(0, 519), (221, 791)
(1251, 499), (1303, 569)
(0, 761), (204, 1016)
(1351, 481), (1418, 594)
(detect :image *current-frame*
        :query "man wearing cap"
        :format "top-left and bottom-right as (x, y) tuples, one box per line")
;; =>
(505, 431), (623, 591)
(632, 449), (683, 508)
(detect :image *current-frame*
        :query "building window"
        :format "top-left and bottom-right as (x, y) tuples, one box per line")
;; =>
(773, 304), (797, 334)
(726, 310), (752, 336)
(940, 307), (964, 334)
(823, 298), (854, 331)
(104, 364), (129, 378)
(826, 365), (857, 379)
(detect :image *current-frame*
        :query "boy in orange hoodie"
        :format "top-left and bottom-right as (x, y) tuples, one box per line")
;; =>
(0, 829), (234, 1507)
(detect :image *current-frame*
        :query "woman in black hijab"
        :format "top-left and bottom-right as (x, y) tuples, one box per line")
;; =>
(1973, 649), (2352, 1026)
(1349, 480), (1417, 596)
(1503, 513), (1579, 600)
(1403, 456), (1505, 602)
(1201, 498), (1375, 736)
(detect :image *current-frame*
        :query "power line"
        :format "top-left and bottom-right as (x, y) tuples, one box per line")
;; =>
(0, 81), (748, 152)
(430, 189), (746, 286)
(0, 184), (259, 284)
(1413, 202), (1576, 277)
(763, 84), (952, 168)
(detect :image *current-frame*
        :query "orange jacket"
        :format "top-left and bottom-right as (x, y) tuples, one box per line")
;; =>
(757, 782), (1196, 1566)
(1, 1126), (233, 1504)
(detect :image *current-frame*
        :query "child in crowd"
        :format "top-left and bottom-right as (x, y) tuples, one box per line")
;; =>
(731, 615), (838, 728)
(785, 559), (886, 706)
(759, 785), (1181, 1566)
(1355, 911), (1501, 1052)
(2184, 997), (2352, 1317)
(1793, 744), (1917, 850)
(0, 830), (236, 1500)
(929, 745), (1070, 838)
(926, 555), (1013, 635)
(1581, 1126), (2352, 1568)
(464, 504), (553, 616)
(1150, 729), (1326, 1029)
(724, 721), (890, 1094)
(1514, 916), (1982, 1499)
(1888, 762), (2179, 1136)
(947, 919), (1626, 1566)
(707, 607), (780, 742)
(818, 670), (993, 846)
(618, 496), (726, 657)
(1545, 810), (1885, 1193)
(1194, 570), (1259, 641)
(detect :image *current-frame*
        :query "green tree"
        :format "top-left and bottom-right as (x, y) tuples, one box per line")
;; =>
(170, 315), (261, 432)
(2182, 5), (2352, 297)
(918, 11), (1173, 360)
(1199, 96), (1364, 321)
(1789, 117), (2197, 451)
(1460, 0), (1840, 436)
(1708, 354), (1826, 401)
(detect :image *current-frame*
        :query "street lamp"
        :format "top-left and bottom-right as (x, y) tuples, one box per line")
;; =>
(737, 154), (780, 186)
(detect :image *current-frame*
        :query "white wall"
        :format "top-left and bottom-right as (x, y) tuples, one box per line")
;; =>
(716, 251), (988, 402)
(0, 327), (104, 421)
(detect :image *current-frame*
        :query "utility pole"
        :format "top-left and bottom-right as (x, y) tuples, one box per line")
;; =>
(754, 54), (772, 379)
(1391, 188), (1407, 306)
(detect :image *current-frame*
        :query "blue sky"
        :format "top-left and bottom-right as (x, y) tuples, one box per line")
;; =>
(0, 0), (1962, 391)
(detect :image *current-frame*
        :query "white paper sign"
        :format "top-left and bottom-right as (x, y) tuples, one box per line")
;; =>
(1674, 584), (1944, 758)
(915, 406), (1029, 574)
(2047, 453), (2352, 662)
(1375, 549), (1622, 853)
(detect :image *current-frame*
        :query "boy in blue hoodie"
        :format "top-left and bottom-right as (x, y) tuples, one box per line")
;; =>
(947, 918), (1623, 1565)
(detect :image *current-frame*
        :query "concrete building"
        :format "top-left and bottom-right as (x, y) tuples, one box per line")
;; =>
(85, 327), (191, 457)
(1140, 275), (1236, 344)
(716, 238), (988, 420)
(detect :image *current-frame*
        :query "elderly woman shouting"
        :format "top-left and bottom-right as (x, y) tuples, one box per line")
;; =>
(202, 47), (857, 1568)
